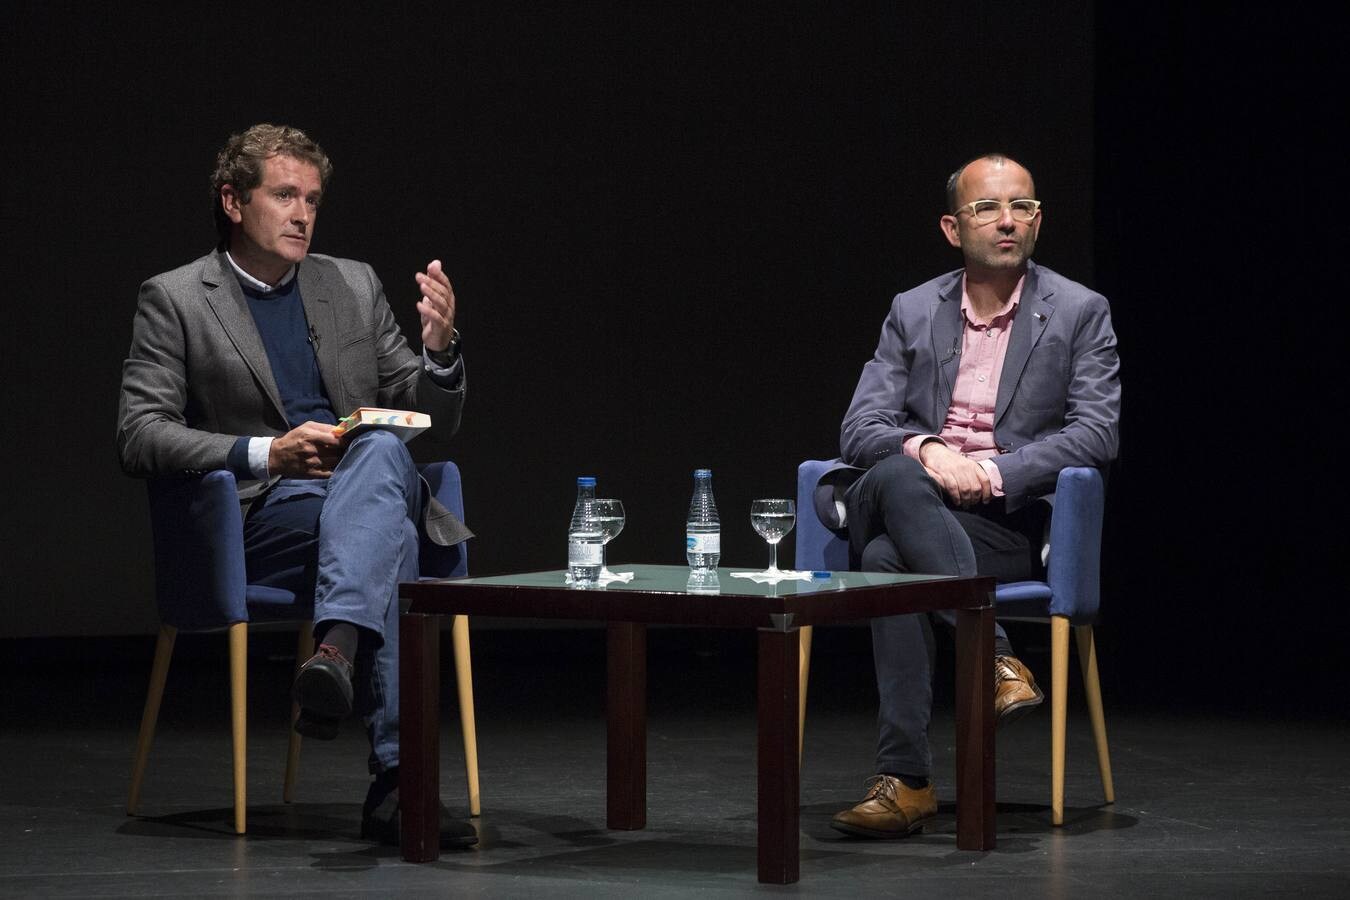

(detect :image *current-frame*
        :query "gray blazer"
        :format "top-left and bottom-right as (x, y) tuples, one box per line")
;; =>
(117, 250), (471, 545)
(823, 260), (1120, 523)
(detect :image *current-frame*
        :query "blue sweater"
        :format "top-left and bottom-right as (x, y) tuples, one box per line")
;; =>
(226, 277), (337, 478)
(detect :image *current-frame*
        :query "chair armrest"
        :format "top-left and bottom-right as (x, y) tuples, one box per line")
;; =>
(419, 460), (469, 578)
(1045, 466), (1105, 623)
(796, 459), (851, 572)
(146, 471), (249, 630)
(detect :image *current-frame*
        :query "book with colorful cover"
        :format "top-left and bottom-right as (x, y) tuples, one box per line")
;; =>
(333, 407), (431, 442)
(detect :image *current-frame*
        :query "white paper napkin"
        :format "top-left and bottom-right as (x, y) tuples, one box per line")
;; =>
(728, 570), (813, 584)
(564, 570), (635, 585)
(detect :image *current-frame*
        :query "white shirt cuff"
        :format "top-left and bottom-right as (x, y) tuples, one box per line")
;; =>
(248, 437), (273, 480)
(979, 457), (1004, 497)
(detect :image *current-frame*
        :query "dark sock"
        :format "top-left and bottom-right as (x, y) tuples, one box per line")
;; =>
(315, 621), (358, 661)
(373, 766), (399, 792)
(365, 767), (399, 814)
(884, 772), (930, 791)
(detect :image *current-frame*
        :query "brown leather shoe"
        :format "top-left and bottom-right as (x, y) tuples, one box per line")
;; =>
(830, 775), (937, 839)
(293, 643), (355, 720)
(994, 654), (1044, 727)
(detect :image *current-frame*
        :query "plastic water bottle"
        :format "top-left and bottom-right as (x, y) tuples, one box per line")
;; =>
(568, 476), (603, 585)
(685, 468), (720, 571)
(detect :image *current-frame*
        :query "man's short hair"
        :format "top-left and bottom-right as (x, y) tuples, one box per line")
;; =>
(945, 153), (1028, 213)
(210, 123), (333, 248)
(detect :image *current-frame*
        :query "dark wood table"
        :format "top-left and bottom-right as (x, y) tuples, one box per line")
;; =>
(398, 564), (996, 884)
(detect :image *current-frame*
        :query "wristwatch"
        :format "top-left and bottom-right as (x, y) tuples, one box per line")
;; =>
(426, 329), (461, 368)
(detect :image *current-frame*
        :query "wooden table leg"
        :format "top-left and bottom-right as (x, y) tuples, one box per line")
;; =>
(757, 624), (800, 884)
(606, 622), (646, 830)
(401, 611), (441, 862)
(954, 602), (996, 851)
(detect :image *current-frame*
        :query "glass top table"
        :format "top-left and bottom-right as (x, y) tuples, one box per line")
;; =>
(397, 563), (997, 884)
(401, 563), (992, 629)
(450, 564), (950, 592)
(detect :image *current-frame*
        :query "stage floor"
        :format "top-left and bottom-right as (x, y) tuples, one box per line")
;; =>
(2, 627), (1345, 897)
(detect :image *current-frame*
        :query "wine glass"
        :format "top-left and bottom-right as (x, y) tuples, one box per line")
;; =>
(750, 499), (795, 576)
(594, 499), (626, 579)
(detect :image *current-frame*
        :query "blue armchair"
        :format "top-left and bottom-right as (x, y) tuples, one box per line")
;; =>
(127, 461), (479, 834)
(794, 460), (1114, 825)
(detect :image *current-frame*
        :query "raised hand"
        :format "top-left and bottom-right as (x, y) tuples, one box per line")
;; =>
(414, 259), (457, 352)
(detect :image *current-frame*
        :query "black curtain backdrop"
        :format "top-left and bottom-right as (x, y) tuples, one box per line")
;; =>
(1091, 6), (1337, 708)
(2, 3), (1336, 705)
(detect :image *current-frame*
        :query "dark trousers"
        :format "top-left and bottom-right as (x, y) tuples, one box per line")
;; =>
(845, 454), (1047, 778)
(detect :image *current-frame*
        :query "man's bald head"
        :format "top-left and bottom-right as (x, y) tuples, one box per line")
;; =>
(945, 154), (1036, 213)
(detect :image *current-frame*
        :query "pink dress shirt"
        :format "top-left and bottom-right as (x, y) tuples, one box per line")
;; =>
(902, 275), (1025, 496)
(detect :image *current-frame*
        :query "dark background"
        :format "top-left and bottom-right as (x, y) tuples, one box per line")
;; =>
(2, 4), (1335, 706)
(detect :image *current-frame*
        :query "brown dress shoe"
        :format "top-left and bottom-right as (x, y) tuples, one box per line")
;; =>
(830, 775), (937, 839)
(293, 643), (355, 720)
(994, 655), (1044, 727)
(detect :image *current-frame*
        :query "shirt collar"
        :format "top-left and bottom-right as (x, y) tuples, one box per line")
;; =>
(225, 251), (296, 294)
(960, 274), (1024, 326)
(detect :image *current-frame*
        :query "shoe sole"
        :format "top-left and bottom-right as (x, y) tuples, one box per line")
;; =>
(996, 684), (1045, 729)
(829, 817), (931, 839)
(293, 666), (354, 718)
(294, 711), (340, 741)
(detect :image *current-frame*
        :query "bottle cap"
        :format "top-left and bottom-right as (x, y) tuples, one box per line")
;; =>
(577, 476), (596, 486)
(694, 468), (711, 477)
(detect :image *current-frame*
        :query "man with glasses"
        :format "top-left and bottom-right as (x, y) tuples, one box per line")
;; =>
(825, 154), (1121, 838)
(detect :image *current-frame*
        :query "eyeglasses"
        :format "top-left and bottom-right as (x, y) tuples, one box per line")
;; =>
(953, 198), (1042, 225)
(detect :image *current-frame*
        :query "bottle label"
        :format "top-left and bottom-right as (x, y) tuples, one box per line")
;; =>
(568, 542), (603, 566)
(686, 533), (720, 553)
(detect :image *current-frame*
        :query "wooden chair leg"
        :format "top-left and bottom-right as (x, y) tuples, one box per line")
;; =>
(451, 615), (481, 817)
(283, 623), (314, 804)
(128, 624), (177, 816)
(797, 625), (813, 766)
(1074, 624), (1115, 804)
(228, 622), (248, 835)
(1050, 616), (1069, 826)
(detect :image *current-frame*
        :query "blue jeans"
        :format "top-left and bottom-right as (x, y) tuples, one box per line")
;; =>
(242, 429), (422, 774)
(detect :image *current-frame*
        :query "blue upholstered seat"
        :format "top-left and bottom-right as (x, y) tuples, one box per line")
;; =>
(128, 461), (478, 834)
(794, 460), (1115, 825)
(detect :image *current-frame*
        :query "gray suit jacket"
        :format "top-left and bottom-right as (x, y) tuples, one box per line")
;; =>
(824, 260), (1120, 523)
(117, 250), (471, 545)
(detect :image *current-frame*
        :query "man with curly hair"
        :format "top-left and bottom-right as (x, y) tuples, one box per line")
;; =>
(118, 123), (475, 847)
